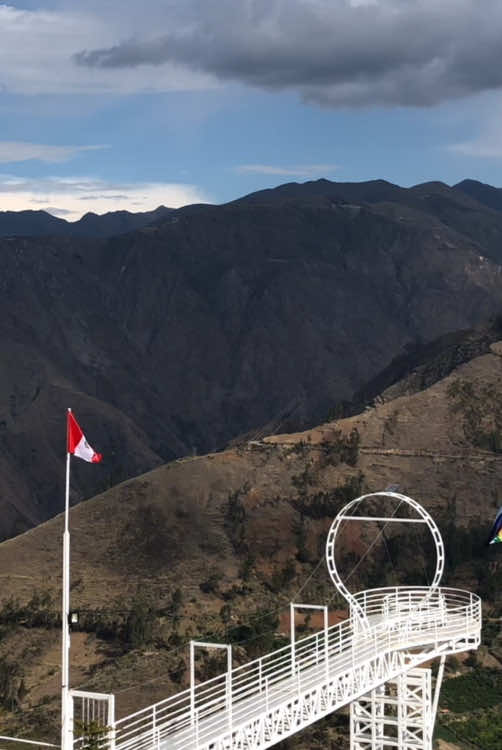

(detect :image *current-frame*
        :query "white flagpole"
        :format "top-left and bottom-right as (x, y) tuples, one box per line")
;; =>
(61, 408), (71, 750)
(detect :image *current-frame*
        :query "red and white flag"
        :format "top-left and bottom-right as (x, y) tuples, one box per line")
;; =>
(67, 412), (102, 463)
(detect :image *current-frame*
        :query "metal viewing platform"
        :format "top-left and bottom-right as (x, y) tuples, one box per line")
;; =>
(35, 492), (484, 750)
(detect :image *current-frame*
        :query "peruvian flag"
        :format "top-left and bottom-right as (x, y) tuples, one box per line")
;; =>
(67, 411), (102, 463)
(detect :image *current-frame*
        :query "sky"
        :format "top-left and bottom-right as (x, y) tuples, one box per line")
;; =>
(1, 0), (502, 220)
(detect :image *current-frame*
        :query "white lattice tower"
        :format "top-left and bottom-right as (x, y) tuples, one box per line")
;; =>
(350, 668), (432, 750)
(350, 683), (386, 750)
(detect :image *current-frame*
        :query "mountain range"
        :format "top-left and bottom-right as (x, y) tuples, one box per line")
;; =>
(1, 177), (502, 747)
(0, 205), (172, 239)
(1, 177), (502, 542)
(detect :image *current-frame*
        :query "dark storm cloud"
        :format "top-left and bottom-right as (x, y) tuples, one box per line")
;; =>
(75, 0), (502, 107)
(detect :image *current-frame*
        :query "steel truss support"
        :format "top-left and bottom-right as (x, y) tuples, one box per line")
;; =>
(350, 667), (432, 750)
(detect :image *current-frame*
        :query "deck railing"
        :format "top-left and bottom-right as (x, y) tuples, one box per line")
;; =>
(109, 586), (480, 750)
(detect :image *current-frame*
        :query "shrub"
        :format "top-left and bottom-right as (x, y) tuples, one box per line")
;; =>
(0, 657), (25, 710)
(199, 572), (222, 594)
(75, 720), (110, 750)
(122, 594), (155, 649)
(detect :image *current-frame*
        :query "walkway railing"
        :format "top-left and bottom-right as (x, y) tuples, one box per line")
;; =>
(110, 586), (481, 750)
(0, 739), (59, 750)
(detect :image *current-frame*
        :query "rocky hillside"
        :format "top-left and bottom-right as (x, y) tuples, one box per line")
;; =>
(2, 178), (502, 540)
(0, 342), (501, 744)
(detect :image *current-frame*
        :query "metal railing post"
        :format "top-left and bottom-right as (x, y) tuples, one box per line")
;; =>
(68, 693), (73, 750)
(226, 644), (232, 733)
(190, 641), (195, 727)
(290, 602), (295, 677)
(430, 654), (446, 734)
(324, 606), (329, 682)
(108, 694), (115, 750)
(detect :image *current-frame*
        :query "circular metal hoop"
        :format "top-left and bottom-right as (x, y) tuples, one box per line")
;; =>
(325, 492), (445, 618)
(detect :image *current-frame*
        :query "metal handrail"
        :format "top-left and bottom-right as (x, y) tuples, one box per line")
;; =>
(0, 739), (59, 749)
(111, 587), (481, 750)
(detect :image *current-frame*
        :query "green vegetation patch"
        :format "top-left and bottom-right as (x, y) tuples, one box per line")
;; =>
(443, 707), (502, 750)
(447, 377), (502, 452)
(441, 667), (502, 713)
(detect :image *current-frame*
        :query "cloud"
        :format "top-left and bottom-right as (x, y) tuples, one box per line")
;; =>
(236, 164), (338, 178)
(75, 0), (502, 107)
(41, 206), (74, 217)
(78, 194), (130, 201)
(0, 175), (209, 220)
(449, 109), (502, 158)
(0, 4), (216, 95)
(0, 141), (107, 164)
(449, 140), (502, 159)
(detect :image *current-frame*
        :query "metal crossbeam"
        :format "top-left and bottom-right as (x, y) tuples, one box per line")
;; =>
(340, 517), (428, 524)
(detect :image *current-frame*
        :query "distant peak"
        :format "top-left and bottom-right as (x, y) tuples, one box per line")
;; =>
(454, 178), (500, 190)
(453, 178), (502, 212)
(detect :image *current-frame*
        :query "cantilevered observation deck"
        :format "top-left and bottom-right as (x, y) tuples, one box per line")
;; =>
(70, 492), (481, 750)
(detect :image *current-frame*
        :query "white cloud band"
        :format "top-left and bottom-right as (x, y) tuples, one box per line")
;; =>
(0, 175), (208, 220)
(236, 164), (338, 178)
(0, 141), (107, 164)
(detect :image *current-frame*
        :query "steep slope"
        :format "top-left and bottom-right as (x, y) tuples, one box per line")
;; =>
(351, 324), (502, 411)
(100, 194), (502, 437)
(2, 179), (502, 540)
(0, 235), (182, 539)
(0, 343), (501, 739)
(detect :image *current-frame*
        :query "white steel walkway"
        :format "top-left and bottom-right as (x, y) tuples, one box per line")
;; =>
(111, 586), (481, 750)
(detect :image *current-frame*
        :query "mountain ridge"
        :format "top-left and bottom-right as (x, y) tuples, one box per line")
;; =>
(2, 178), (501, 239)
(0, 205), (172, 239)
(2, 177), (502, 542)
